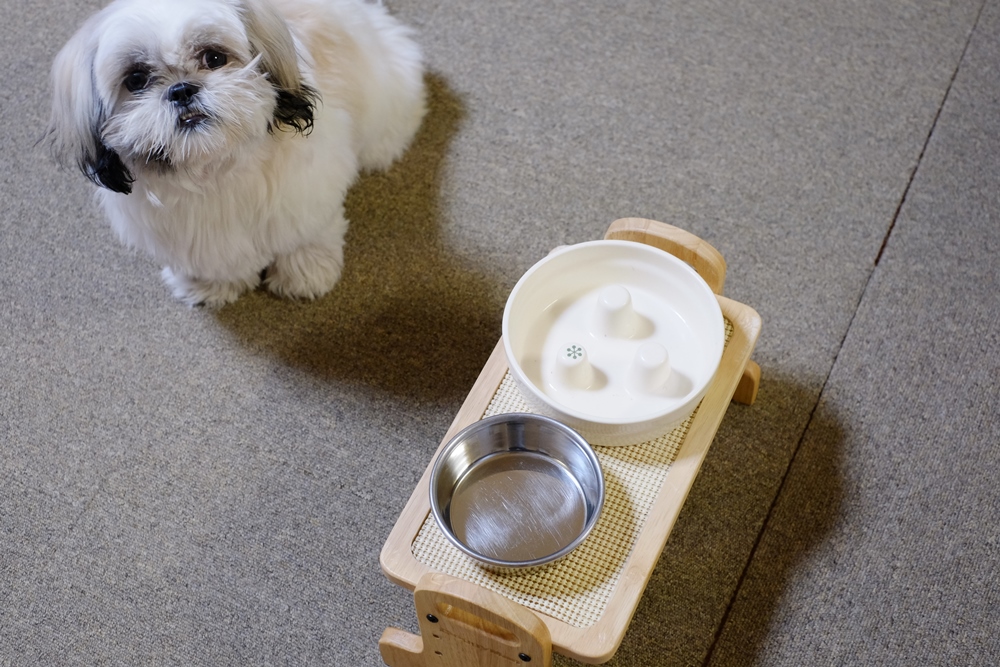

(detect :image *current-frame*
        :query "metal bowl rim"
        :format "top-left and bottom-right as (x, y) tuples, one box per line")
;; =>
(428, 412), (605, 569)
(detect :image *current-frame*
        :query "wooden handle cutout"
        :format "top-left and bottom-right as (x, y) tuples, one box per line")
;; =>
(604, 217), (727, 295)
(380, 572), (553, 667)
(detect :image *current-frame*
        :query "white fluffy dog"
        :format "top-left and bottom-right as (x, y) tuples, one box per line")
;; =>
(48, 0), (425, 306)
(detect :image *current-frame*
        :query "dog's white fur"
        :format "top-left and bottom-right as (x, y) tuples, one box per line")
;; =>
(48, 0), (425, 306)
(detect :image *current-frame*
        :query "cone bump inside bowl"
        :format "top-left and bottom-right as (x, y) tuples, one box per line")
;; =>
(592, 285), (639, 338)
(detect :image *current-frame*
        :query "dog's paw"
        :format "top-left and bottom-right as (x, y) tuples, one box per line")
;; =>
(265, 241), (344, 301)
(161, 267), (259, 307)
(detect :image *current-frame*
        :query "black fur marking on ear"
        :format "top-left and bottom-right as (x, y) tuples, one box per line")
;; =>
(269, 84), (319, 135)
(82, 142), (134, 195)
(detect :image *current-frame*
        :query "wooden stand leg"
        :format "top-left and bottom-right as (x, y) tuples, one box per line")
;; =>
(733, 360), (760, 405)
(380, 572), (552, 667)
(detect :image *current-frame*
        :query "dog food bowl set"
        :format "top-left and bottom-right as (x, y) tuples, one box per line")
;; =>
(380, 219), (762, 666)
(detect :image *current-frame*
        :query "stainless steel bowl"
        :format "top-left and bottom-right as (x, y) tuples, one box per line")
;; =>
(429, 413), (604, 570)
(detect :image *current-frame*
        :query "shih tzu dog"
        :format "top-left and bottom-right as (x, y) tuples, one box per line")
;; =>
(48, 0), (425, 306)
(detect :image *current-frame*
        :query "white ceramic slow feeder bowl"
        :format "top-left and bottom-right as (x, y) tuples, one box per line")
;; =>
(502, 240), (725, 446)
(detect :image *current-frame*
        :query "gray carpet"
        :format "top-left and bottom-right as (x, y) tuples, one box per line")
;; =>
(2, 0), (997, 665)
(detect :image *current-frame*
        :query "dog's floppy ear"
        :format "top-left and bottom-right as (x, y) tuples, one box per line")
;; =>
(46, 14), (134, 195)
(236, 0), (318, 134)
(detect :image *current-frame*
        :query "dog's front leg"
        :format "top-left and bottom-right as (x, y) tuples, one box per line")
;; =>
(160, 267), (261, 307)
(264, 215), (347, 301)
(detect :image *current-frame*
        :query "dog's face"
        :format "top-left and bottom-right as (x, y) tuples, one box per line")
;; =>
(48, 0), (316, 194)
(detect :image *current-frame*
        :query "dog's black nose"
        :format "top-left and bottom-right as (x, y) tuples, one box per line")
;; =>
(167, 82), (199, 106)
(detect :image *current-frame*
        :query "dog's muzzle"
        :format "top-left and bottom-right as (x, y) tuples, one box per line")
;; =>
(168, 82), (209, 128)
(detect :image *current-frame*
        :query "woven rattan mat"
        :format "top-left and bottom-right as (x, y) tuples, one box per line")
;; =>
(411, 320), (734, 629)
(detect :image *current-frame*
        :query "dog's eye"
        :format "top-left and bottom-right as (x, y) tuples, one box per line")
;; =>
(202, 50), (228, 70)
(124, 69), (150, 93)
